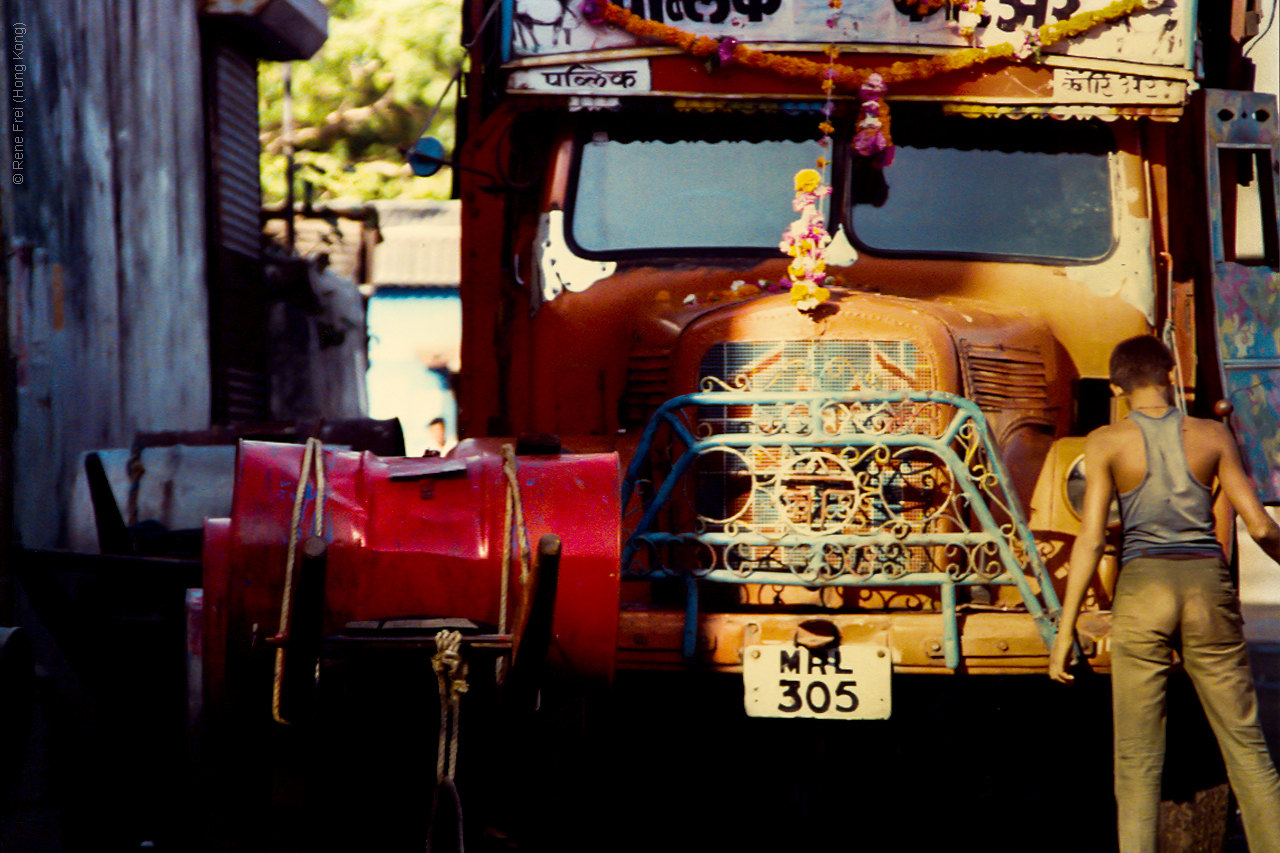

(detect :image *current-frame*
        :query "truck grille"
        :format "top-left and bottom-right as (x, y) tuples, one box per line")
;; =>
(695, 340), (945, 577)
(698, 339), (933, 397)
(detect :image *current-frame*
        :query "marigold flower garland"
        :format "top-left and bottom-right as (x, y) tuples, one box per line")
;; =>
(582, 0), (1162, 97)
(583, 0), (1161, 181)
(580, 0), (1163, 313)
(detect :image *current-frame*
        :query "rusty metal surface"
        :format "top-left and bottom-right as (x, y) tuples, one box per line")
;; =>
(616, 607), (1112, 674)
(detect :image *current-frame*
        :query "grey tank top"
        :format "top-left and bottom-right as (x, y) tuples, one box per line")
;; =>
(1117, 408), (1222, 565)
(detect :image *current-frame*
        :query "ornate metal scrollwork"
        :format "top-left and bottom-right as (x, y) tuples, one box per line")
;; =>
(624, 390), (1041, 577)
(619, 384), (1063, 664)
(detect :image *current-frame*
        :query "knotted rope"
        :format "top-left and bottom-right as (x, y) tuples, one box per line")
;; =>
(427, 629), (470, 852)
(426, 446), (530, 849)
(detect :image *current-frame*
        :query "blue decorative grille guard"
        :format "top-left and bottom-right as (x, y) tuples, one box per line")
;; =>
(620, 390), (1062, 668)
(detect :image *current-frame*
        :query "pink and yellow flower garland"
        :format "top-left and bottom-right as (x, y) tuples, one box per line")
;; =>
(781, 169), (834, 310)
(583, 0), (1161, 101)
(580, 0), (1163, 313)
(789, 22), (842, 312)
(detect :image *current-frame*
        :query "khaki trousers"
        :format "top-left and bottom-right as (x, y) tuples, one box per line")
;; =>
(1111, 556), (1280, 853)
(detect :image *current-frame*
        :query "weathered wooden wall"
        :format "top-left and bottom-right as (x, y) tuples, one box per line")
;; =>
(2, 0), (211, 548)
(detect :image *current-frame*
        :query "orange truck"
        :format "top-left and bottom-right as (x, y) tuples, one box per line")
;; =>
(443, 0), (1279, 700)
(201, 0), (1278, 846)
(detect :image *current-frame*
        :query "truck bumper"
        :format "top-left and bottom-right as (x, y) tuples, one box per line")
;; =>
(617, 608), (1112, 675)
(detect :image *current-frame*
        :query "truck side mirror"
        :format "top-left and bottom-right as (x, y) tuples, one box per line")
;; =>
(408, 137), (448, 178)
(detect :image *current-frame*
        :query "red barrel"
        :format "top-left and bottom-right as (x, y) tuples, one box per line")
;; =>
(203, 440), (621, 712)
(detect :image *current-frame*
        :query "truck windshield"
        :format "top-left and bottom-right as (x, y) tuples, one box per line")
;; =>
(569, 115), (822, 258)
(848, 111), (1115, 262)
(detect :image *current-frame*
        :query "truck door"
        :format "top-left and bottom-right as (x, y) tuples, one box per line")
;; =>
(1204, 89), (1280, 501)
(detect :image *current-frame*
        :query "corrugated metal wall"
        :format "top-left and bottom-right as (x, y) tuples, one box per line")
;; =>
(205, 39), (271, 423)
(1, 0), (211, 548)
(209, 45), (263, 260)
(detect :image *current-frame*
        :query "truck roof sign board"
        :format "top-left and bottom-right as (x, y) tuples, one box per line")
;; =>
(506, 0), (1191, 70)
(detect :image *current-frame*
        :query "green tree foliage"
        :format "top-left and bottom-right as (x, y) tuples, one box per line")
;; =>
(259, 0), (464, 204)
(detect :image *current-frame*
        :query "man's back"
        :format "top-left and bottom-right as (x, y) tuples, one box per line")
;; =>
(1080, 404), (1280, 853)
(1090, 408), (1230, 497)
(1051, 335), (1280, 853)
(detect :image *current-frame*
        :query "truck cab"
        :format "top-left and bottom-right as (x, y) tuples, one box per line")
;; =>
(445, 0), (1280, 711)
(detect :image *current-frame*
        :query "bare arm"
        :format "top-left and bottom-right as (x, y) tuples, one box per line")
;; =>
(1215, 423), (1280, 564)
(1049, 431), (1115, 683)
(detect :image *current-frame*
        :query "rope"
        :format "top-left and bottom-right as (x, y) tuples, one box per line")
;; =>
(498, 445), (531, 657)
(432, 630), (469, 782)
(427, 629), (470, 853)
(272, 437), (327, 725)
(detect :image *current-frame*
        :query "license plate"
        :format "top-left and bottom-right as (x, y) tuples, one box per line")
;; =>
(743, 643), (891, 720)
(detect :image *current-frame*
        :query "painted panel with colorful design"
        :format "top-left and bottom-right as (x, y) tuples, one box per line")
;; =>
(1205, 89), (1280, 502)
(506, 0), (1192, 67)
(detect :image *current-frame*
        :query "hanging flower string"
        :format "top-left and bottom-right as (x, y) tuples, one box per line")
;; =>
(815, 5), (840, 172)
(816, 47), (837, 171)
(781, 4), (842, 314)
(854, 73), (893, 167)
(781, 169), (833, 311)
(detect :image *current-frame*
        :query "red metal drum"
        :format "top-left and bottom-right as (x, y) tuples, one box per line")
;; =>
(202, 440), (621, 711)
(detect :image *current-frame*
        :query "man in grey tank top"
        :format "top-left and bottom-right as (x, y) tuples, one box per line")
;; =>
(1050, 335), (1280, 853)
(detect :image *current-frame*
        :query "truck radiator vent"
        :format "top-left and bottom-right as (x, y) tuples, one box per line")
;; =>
(961, 344), (1050, 413)
(698, 339), (933, 397)
(694, 340), (945, 577)
(620, 348), (671, 427)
